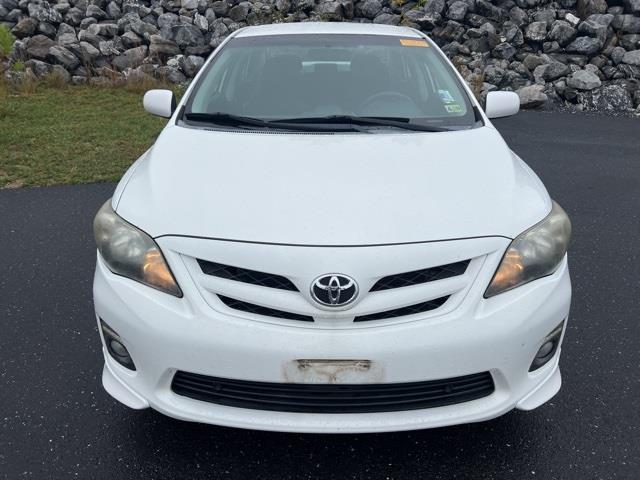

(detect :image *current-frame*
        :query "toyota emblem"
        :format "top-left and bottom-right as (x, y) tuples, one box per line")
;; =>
(311, 274), (358, 307)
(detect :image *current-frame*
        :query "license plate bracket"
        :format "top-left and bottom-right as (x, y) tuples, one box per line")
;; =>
(283, 359), (384, 384)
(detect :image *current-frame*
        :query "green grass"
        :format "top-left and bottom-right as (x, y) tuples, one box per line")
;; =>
(0, 83), (173, 188)
(0, 24), (14, 58)
(11, 60), (25, 72)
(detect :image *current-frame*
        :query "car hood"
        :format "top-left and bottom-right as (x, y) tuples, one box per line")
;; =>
(116, 124), (550, 245)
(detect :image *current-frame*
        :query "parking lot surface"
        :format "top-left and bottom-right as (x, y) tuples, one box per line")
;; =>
(1, 111), (639, 479)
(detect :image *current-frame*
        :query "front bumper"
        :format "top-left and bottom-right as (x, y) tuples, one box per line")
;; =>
(93, 241), (571, 433)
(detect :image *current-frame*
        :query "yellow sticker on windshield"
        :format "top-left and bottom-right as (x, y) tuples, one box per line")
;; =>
(400, 39), (429, 47)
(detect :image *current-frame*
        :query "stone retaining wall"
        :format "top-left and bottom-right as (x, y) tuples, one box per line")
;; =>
(1, 0), (640, 112)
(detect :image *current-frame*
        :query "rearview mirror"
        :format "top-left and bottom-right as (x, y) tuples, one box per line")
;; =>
(143, 89), (176, 118)
(485, 91), (520, 119)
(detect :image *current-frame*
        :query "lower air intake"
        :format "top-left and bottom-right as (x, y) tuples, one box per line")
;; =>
(171, 371), (495, 413)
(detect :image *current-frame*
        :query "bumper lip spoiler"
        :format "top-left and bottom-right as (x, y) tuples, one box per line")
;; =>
(516, 363), (561, 411)
(102, 352), (149, 410)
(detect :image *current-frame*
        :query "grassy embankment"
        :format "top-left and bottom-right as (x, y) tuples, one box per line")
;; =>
(0, 78), (174, 188)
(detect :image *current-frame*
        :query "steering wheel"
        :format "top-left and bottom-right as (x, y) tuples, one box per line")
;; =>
(357, 91), (416, 114)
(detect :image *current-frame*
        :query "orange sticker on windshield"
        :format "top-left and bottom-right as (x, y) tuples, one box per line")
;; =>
(400, 39), (428, 47)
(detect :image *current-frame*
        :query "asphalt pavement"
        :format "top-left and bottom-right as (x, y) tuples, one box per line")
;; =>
(1, 111), (639, 479)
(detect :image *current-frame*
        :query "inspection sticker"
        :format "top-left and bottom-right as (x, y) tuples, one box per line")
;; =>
(438, 89), (455, 103)
(445, 104), (463, 113)
(400, 39), (429, 47)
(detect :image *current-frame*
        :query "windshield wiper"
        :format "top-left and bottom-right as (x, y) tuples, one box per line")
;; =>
(183, 112), (367, 132)
(271, 115), (451, 132)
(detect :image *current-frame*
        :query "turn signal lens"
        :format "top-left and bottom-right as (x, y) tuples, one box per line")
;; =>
(143, 250), (179, 293)
(94, 200), (182, 297)
(485, 201), (571, 298)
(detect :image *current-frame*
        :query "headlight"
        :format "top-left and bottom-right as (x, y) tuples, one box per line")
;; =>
(93, 200), (182, 297)
(485, 201), (571, 298)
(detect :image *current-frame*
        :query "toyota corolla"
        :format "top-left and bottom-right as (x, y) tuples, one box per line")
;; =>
(93, 22), (572, 433)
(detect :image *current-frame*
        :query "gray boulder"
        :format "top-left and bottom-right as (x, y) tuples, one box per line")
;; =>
(211, 0), (229, 16)
(99, 40), (122, 56)
(577, 0), (607, 19)
(86, 4), (107, 20)
(28, 1), (63, 24)
(106, 2), (121, 19)
(613, 15), (640, 34)
(193, 12), (208, 31)
(87, 22), (118, 37)
(446, 1), (467, 21)
(586, 84), (634, 111)
(403, 10), (440, 30)
(565, 36), (601, 55)
(493, 42), (517, 60)
(47, 45), (80, 69)
(11, 17), (38, 38)
(172, 24), (205, 49)
(547, 20), (576, 46)
(112, 45), (148, 71)
(181, 54), (204, 77)
(182, 0), (198, 9)
(149, 34), (181, 57)
(25, 59), (53, 76)
(567, 69), (602, 90)
(621, 50), (640, 66)
(373, 13), (400, 25)
(228, 2), (250, 22)
(523, 53), (545, 71)
(79, 18), (98, 30)
(64, 7), (84, 26)
(525, 22), (548, 42)
(423, 0), (445, 16)
(157, 12), (180, 29)
(517, 85), (548, 108)
(509, 6), (528, 27)
(624, 0), (640, 14)
(475, 0), (504, 22)
(620, 34), (640, 50)
(483, 65), (505, 86)
(611, 46), (626, 65)
(56, 23), (78, 46)
(78, 30), (101, 48)
(358, 0), (382, 19)
(533, 9), (556, 26)
(161, 0), (181, 12)
(121, 31), (143, 49)
(157, 65), (187, 84)
(534, 62), (571, 82)
(79, 40), (100, 61)
(131, 19), (159, 37)
(39, 22), (58, 38)
(50, 64), (71, 83)
(578, 14), (613, 43)
(26, 35), (56, 60)
(0, 0), (18, 10)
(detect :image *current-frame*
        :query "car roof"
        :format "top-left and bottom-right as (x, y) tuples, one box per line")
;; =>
(234, 22), (423, 38)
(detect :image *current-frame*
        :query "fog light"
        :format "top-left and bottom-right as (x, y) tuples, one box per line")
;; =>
(529, 322), (564, 372)
(536, 341), (554, 358)
(100, 320), (136, 371)
(109, 339), (128, 357)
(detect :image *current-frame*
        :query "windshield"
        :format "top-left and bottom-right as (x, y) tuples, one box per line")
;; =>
(184, 34), (478, 130)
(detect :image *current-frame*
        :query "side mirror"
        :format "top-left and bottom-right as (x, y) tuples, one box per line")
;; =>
(485, 91), (520, 119)
(143, 89), (176, 118)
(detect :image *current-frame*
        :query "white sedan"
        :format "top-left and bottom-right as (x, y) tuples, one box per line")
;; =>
(93, 22), (572, 433)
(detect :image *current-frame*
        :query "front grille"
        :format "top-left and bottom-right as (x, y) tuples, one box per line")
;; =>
(354, 296), (449, 322)
(370, 260), (470, 292)
(171, 371), (495, 413)
(198, 259), (298, 291)
(218, 295), (314, 322)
